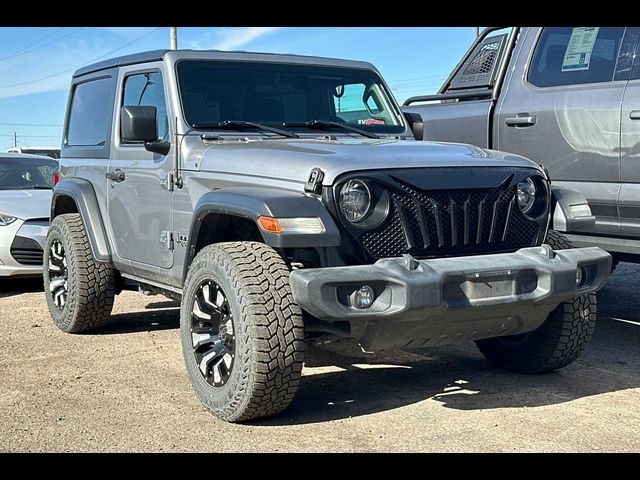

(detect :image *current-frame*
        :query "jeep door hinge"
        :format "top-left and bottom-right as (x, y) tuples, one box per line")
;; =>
(160, 231), (174, 251)
(160, 172), (174, 191)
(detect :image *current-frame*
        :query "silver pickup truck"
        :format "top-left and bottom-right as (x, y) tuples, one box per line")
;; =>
(404, 27), (640, 266)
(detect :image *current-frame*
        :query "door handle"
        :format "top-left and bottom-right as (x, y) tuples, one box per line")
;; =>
(505, 115), (537, 127)
(630, 110), (640, 120)
(105, 169), (126, 183)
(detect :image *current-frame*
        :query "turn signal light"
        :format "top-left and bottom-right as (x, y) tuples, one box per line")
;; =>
(258, 216), (282, 233)
(257, 216), (325, 235)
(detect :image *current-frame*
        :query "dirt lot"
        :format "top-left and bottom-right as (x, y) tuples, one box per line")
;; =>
(1, 263), (640, 453)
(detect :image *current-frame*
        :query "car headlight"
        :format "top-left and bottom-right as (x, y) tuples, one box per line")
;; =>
(516, 178), (537, 215)
(339, 179), (372, 223)
(0, 214), (17, 226)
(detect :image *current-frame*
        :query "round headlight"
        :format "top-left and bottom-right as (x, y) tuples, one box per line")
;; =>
(339, 179), (372, 223)
(516, 177), (536, 215)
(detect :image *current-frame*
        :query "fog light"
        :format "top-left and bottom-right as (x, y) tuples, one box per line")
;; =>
(354, 285), (375, 309)
(576, 267), (586, 287)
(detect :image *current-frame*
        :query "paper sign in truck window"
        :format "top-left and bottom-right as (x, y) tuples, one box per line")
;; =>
(562, 27), (599, 72)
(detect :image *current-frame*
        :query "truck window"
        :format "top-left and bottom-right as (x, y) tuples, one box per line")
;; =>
(121, 71), (168, 142)
(67, 77), (112, 147)
(528, 27), (626, 88)
(632, 37), (640, 80)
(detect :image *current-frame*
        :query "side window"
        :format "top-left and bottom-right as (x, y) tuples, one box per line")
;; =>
(121, 71), (168, 142)
(67, 77), (112, 146)
(333, 83), (390, 125)
(631, 30), (640, 80)
(634, 57), (640, 81)
(528, 27), (626, 88)
(37, 165), (55, 186)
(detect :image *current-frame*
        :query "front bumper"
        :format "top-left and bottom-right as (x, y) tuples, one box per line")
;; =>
(0, 219), (48, 277)
(290, 245), (611, 351)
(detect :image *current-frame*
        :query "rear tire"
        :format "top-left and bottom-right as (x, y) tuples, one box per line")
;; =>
(44, 214), (116, 333)
(180, 241), (305, 422)
(475, 230), (596, 373)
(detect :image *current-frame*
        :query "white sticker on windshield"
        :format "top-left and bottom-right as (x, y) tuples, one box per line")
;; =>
(562, 27), (600, 72)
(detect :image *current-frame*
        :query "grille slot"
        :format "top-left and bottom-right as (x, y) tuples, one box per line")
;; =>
(359, 183), (539, 259)
(10, 236), (44, 266)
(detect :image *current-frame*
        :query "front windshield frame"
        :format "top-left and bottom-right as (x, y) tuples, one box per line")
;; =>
(175, 59), (408, 136)
(0, 157), (58, 191)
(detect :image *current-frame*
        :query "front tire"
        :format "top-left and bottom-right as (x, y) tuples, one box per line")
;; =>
(180, 242), (305, 422)
(475, 230), (596, 373)
(44, 214), (116, 333)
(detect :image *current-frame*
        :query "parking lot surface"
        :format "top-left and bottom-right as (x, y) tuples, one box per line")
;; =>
(1, 263), (639, 452)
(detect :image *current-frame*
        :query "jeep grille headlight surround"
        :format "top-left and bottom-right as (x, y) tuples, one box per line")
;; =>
(516, 176), (547, 219)
(339, 179), (372, 223)
(0, 214), (17, 226)
(517, 177), (536, 214)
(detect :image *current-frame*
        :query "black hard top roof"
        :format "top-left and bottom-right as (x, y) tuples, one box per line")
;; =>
(72, 49), (376, 78)
(73, 49), (170, 77)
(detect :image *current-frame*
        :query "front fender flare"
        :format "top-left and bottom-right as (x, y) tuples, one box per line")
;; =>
(187, 186), (341, 263)
(51, 178), (112, 263)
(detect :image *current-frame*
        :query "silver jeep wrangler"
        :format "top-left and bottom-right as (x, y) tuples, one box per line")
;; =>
(45, 49), (611, 422)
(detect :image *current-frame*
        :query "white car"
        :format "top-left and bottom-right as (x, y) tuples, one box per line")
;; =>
(0, 153), (57, 277)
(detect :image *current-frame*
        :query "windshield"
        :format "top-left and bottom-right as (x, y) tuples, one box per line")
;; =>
(176, 60), (405, 135)
(0, 157), (57, 190)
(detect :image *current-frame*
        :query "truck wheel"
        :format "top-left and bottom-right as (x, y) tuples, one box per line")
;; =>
(180, 241), (305, 422)
(475, 230), (596, 373)
(44, 214), (116, 333)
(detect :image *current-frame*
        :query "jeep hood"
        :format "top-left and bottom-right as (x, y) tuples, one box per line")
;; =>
(198, 138), (541, 186)
(0, 189), (52, 220)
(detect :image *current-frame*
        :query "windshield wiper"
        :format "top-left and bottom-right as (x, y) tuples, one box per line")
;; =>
(283, 120), (381, 139)
(192, 120), (299, 139)
(15, 185), (52, 190)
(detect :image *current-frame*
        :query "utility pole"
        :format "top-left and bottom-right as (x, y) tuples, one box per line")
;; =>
(476, 27), (480, 38)
(13, 132), (17, 148)
(170, 27), (178, 50)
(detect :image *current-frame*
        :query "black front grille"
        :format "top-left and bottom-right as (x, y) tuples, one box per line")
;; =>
(359, 182), (540, 259)
(10, 236), (44, 266)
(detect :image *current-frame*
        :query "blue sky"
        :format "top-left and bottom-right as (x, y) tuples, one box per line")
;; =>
(0, 27), (477, 151)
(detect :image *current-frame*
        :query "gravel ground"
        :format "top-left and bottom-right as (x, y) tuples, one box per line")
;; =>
(1, 263), (640, 452)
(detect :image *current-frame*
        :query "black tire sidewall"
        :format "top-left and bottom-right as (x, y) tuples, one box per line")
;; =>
(476, 230), (596, 373)
(180, 248), (251, 419)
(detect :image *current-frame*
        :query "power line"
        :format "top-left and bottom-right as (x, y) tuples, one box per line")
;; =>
(0, 28), (83, 63)
(0, 27), (63, 61)
(0, 122), (62, 127)
(0, 27), (163, 89)
(0, 134), (60, 138)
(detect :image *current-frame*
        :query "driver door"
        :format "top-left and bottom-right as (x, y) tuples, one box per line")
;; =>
(106, 64), (174, 274)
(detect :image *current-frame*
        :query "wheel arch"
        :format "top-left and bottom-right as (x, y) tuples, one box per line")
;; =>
(51, 178), (112, 263)
(184, 186), (341, 281)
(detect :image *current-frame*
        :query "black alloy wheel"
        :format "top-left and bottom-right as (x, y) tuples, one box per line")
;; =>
(48, 239), (68, 310)
(190, 280), (236, 387)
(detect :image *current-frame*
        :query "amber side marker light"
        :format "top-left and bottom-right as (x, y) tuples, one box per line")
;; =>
(257, 216), (325, 235)
(258, 216), (282, 233)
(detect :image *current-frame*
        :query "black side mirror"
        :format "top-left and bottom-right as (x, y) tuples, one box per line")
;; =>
(403, 112), (424, 140)
(121, 105), (158, 143)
